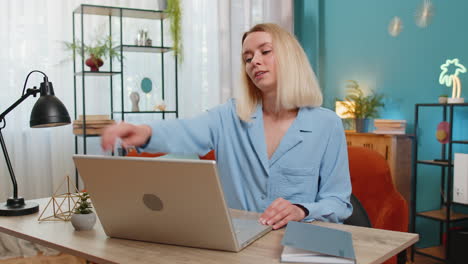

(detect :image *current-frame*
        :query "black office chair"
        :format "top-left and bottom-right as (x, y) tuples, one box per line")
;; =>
(344, 194), (371, 227)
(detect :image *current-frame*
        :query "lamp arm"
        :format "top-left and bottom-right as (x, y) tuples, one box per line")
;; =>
(0, 88), (40, 122)
(0, 130), (18, 198)
(0, 88), (40, 199)
(21, 70), (47, 96)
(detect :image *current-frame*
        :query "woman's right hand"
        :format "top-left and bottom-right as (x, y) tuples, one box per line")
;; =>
(101, 122), (152, 151)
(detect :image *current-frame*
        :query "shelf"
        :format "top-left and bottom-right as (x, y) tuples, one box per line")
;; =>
(74, 134), (101, 137)
(417, 160), (452, 167)
(417, 207), (468, 221)
(75, 71), (122, 76)
(417, 103), (468, 107)
(113, 111), (177, 114)
(74, 5), (168, 20)
(452, 140), (468, 144)
(117, 45), (172, 53)
(415, 245), (445, 261)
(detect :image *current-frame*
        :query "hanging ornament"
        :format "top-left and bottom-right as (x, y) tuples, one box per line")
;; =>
(415, 0), (434, 28)
(388, 17), (403, 37)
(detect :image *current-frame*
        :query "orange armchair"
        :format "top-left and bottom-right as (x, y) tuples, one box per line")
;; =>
(347, 146), (409, 264)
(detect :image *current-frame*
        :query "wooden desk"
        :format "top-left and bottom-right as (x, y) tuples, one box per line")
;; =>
(0, 198), (418, 264)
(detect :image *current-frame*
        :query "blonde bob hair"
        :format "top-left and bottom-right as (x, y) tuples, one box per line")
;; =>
(236, 23), (323, 122)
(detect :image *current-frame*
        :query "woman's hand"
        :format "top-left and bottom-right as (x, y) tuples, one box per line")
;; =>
(101, 122), (152, 151)
(259, 198), (306, 230)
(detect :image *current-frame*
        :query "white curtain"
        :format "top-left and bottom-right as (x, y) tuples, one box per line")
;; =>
(0, 0), (292, 259)
(179, 0), (293, 116)
(217, 0), (293, 103)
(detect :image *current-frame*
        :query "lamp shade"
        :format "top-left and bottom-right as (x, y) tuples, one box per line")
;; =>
(29, 80), (71, 127)
(335, 101), (355, 119)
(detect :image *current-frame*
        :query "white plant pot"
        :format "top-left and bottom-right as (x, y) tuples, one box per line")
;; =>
(71, 212), (97, 231)
(438, 97), (448, 104)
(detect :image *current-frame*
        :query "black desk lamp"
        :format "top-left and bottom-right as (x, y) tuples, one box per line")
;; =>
(0, 70), (71, 216)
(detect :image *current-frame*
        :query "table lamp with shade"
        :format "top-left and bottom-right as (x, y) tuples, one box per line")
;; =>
(0, 70), (71, 216)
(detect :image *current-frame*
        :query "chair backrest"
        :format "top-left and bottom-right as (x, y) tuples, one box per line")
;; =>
(344, 194), (371, 227)
(347, 146), (408, 232)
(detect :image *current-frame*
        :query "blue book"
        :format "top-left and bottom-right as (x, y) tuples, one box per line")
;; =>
(281, 221), (355, 264)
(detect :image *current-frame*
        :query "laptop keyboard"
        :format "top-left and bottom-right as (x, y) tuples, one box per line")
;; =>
(231, 218), (269, 247)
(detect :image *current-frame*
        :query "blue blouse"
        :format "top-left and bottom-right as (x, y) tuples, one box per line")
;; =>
(141, 99), (352, 223)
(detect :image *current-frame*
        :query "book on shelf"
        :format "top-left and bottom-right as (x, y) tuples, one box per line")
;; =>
(280, 222), (355, 264)
(373, 130), (406, 135)
(73, 117), (115, 135)
(374, 119), (406, 124)
(73, 127), (104, 135)
(73, 124), (112, 129)
(73, 119), (115, 126)
(373, 119), (407, 135)
(77, 115), (111, 121)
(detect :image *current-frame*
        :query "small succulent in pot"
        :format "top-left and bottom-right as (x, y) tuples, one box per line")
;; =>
(71, 191), (96, 231)
(438, 94), (448, 104)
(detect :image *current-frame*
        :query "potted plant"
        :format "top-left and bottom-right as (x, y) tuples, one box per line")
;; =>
(71, 191), (97, 231)
(341, 80), (385, 133)
(65, 36), (120, 71)
(161, 0), (182, 62)
(438, 94), (449, 104)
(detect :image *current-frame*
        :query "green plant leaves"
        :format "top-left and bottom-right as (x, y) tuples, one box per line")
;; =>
(167, 0), (182, 62)
(342, 80), (385, 119)
(64, 36), (121, 61)
(74, 192), (93, 214)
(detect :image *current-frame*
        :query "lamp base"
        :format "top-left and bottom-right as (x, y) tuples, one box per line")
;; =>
(0, 197), (39, 216)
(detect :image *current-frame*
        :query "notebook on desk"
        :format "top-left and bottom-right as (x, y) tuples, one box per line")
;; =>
(73, 155), (271, 252)
(281, 222), (355, 264)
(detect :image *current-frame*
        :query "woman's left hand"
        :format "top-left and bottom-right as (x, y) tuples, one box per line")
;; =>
(259, 198), (306, 230)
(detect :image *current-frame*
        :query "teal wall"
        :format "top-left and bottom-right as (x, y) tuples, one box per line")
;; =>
(295, 0), (468, 248)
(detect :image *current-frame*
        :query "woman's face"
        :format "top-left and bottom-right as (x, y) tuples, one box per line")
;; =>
(242, 31), (277, 95)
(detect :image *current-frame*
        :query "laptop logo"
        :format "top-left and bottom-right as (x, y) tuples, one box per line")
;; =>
(143, 194), (164, 211)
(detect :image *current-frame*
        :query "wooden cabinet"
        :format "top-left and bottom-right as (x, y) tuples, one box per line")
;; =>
(345, 132), (413, 204)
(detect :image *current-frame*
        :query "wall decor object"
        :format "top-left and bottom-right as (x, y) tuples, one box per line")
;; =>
(38, 175), (80, 222)
(439, 58), (466, 103)
(136, 29), (152, 46)
(158, 0), (167, 10)
(415, 0), (434, 28)
(141, 77), (153, 94)
(155, 100), (167, 111)
(130, 91), (140, 112)
(436, 121), (450, 144)
(388, 16), (403, 37)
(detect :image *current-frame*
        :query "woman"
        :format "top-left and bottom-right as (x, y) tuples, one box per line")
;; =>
(101, 23), (352, 229)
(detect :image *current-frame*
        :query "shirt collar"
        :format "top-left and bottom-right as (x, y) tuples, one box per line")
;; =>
(251, 104), (315, 133)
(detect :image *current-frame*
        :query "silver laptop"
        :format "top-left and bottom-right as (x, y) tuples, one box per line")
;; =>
(73, 155), (272, 252)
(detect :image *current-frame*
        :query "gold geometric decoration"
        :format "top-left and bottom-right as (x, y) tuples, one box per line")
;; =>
(38, 175), (81, 222)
